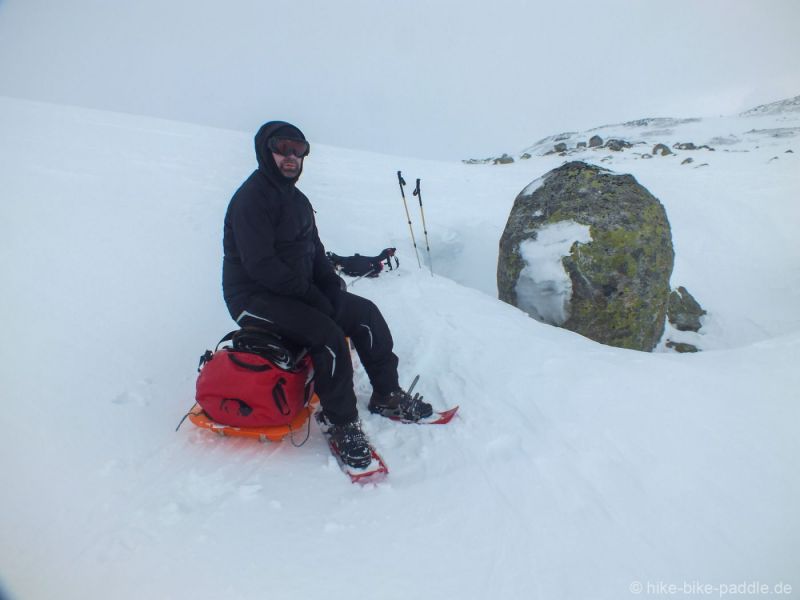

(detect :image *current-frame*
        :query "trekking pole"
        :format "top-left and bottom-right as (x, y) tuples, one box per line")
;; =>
(413, 178), (433, 276)
(397, 171), (421, 268)
(346, 269), (377, 288)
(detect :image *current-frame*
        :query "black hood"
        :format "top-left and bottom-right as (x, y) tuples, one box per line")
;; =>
(254, 121), (308, 185)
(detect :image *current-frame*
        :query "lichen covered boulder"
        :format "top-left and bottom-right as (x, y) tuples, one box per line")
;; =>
(497, 161), (675, 351)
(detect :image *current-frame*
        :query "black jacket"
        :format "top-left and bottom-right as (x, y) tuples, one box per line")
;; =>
(222, 122), (340, 313)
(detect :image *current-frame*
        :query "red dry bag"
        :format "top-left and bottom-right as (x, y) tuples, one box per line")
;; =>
(195, 329), (314, 428)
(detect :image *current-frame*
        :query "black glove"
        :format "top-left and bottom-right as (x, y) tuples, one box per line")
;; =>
(302, 284), (335, 317)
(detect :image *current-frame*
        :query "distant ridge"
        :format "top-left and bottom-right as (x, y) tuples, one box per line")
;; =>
(465, 94), (800, 162)
(589, 117), (701, 131)
(740, 94), (800, 116)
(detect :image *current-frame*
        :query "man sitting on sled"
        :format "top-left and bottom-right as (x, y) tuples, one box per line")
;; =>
(222, 120), (432, 468)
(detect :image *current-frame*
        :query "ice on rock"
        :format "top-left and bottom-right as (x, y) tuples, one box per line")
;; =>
(514, 221), (592, 325)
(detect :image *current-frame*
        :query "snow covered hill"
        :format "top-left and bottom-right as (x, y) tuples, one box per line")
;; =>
(518, 102), (800, 160)
(740, 94), (800, 117)
(1, 96), (798, 600)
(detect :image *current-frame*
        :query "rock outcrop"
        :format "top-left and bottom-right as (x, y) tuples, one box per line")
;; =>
(667, 286), (706, 332)
(605, 139), (632, 151)
(674, 142), (715, 151)
(498, 161), (675, 351)
(653, 143), (672, 156)
(666, 340), (699, 353)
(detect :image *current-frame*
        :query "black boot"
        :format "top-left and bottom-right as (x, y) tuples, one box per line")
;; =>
(319, 414), (373, 469)
(368, 389), (433, 421)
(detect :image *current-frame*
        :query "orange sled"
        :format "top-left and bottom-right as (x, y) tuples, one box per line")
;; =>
(187, 395), (320, 443)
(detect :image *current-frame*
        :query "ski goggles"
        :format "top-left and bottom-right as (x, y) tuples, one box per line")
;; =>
(267, 137), (310, 158)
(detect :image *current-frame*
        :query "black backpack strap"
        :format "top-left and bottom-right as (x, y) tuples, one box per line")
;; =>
(230, 326), (307, 371)
(226, 353), (273, 372)
(215, 330), (238, 351)
(198, 330), (239, 372)
(272, 377), (290, 416)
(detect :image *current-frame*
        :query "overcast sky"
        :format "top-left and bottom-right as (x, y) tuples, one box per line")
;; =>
(0, 0), (798, 159)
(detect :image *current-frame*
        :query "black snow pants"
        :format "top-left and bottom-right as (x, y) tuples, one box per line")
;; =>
(226, 291), (399, 425)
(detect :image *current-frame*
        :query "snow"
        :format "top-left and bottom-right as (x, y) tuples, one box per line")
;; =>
(516, 221), (592, 325)
(1, 95), (799, 600)
(520, 174), (548, 197)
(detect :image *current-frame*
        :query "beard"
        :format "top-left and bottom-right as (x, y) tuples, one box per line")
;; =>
(276, 157), (301, 178)
(280, 162), (299, 176)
